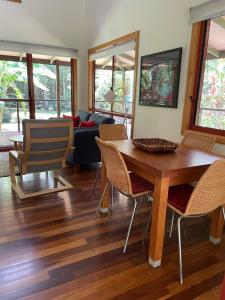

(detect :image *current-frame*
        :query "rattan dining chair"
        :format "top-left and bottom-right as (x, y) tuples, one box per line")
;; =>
(181, 132), (216, 151)
(174, 132), (217, 229)
(92, 124), (128, 201)
(95, 137), (154, 253)
(167, 159), (225, 284)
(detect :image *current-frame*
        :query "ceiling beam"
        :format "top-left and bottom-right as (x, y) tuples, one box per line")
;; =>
(7, 0), (22, 3)
(207, 47), (220, 58)
(116, 55), (134, 66)
(119, 53), (135, 63)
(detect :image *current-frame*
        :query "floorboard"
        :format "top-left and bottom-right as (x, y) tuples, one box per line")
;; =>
(0, 164), (224, 299)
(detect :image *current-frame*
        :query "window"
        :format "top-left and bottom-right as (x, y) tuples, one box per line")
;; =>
(0, 55), (76, 132)
(59, 65), (72, 116)
(0, 58), (29, 131)
(89, 32), (139, 138)
(182, 19), (225, 143)
(95, 58), (113, 112)
(33, 62), (57, 119)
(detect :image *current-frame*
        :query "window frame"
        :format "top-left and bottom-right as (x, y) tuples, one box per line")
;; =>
(0, 54), (77, 131)
(88, 31), (140, 138)
(182, 21), (225, 144)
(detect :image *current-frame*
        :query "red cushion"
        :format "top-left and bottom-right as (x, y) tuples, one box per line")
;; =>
(63, 115), (80, 127)
(129, 173), (154, 195)
(168, 184), (194, 213)
(79, 121), (96, 128)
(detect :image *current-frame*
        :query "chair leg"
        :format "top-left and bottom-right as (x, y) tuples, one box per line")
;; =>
(177, 217), (183, 284)
(95, 182), (109, 219)
(143, 208), (152, 244)
(111, 184), (114, 212)
(222, 206), (225, 222)
(123, 198), (137, 253)
(91, 166), (100, 201)
(138, 195), (144, 209)
(147, 193), (153, 203)
(169, 211), (175, 238)
(53, 170), (60, 187)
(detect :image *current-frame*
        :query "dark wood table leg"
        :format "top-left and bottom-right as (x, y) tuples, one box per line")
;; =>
(209, 207), (224, 244)
(100, 162), (110, 213)
(149, 177), (169, 268)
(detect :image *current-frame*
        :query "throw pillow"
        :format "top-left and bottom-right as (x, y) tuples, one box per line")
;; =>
(79, 121), (96, 128)
(63, 115), (80, 127)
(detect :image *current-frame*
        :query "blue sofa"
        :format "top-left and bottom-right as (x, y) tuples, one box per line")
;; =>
(67, 110), (115, 168)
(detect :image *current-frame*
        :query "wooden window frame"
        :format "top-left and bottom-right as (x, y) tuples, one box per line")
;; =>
(0, 54), (77, 131)
(7, 0), (21, 3)
(182, 22), (225, 144)
(88, 31), (140, 138)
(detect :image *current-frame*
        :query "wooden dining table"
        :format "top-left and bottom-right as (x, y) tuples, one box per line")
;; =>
(100, 139), (225, 268)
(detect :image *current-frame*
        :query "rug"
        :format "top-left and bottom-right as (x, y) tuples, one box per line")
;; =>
(0, 152), (19, 177)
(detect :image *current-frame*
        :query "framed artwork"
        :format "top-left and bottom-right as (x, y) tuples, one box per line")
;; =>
(139, 47), (182, 108)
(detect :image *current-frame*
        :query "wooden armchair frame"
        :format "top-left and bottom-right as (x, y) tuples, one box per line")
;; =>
(9, 120), (74, 199)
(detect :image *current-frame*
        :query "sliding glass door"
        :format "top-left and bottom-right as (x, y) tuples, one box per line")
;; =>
(94, 58), (113, 112)
(0, 59), (29, 131)
(33, 63), (57, 119)
(59, 65), (72, 116)
(0, 55), (75, 132)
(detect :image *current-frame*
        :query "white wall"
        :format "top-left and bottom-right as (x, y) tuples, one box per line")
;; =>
(0, 0), (87, 108)
(85, 0), (225, 155)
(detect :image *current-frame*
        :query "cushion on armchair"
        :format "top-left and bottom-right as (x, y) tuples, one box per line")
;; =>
(79, 121), (96, 127)
(76, 110), (91, 122)
(63, 115), (80, 127)
(89, 113), (115, 125)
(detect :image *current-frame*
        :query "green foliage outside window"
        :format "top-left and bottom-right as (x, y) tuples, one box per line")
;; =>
(198, 59), (225, 130)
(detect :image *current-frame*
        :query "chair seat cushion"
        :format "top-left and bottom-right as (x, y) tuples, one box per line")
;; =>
(168, 184), (194, 213)
(129, 173), (154, 195)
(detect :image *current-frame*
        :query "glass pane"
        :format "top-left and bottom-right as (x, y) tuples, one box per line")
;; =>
(197, 108), (225, 130)
(0, 101), (18, 131)
(0, 60), (28, 100)
(19, 101), (29, 131)
(196, 19), (225, 130)
(33, 63), (57, 101)
(95, 101), (111, 111)
(113, 51), (134, 114)
(60, 65), (71, 101)
(60, 101), (71, 116)
(35, 101), (57, 119)
(94, 58), (113, 111)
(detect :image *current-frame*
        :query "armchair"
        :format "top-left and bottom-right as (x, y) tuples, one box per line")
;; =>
(9, 119), (74, 199)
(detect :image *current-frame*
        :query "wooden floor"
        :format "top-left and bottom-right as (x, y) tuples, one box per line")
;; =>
(0, 165), (224, 299)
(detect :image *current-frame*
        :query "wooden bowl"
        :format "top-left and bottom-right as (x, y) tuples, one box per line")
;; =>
(132, 138), (178, 153)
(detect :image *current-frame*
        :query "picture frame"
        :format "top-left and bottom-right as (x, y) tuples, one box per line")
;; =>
(139, 47), (182, 108)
